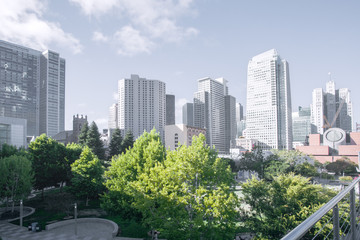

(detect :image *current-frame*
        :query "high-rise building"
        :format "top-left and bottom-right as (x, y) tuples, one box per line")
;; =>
(311, 80), (353, 133)
(118, 74), (166, 141)
(193, 77), (236, 153)
(225, 95), (237, 152)
(182, 103), (194, 127)
(39, 50), (66, 137)
(166, 94), (175, 125)
(292, 106), (315, 148)
(246, 49), (292, 150)
(236, 103), (244, 121)
(108, 103), (118, 129)
(0, 40), (65, 137)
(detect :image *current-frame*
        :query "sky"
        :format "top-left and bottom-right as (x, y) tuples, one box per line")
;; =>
(1, 0), (359, 131)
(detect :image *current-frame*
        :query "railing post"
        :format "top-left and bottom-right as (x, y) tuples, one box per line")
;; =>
(333, 204), (340, 240)
(350, 188), (356, 240)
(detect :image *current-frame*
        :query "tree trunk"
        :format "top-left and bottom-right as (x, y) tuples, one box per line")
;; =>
(86, 196), (89, 206)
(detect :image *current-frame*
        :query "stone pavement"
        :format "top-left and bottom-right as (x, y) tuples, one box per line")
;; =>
(0, 222), (109, 240)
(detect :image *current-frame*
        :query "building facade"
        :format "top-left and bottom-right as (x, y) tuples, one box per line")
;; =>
(193, 77), (236, 153)
(166, 94), (175, 125)
(246, 49), (292, 150)
(108, 103), (118, 129)
(118, 74), (166, 141)
(182, 103), (194, 127)
(165, 124), (206, 150)
(0, 40), (65, 137)
(311, 80), (353, 134)
(0, 116), (27, 148)
(292, 106), (315, 148)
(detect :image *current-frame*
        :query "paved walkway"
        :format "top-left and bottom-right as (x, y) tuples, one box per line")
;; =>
(0, 222), (110, 240)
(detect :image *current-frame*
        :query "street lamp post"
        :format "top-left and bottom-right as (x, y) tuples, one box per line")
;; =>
(74, 203), (78, 236)
(20, 199), (23, 227)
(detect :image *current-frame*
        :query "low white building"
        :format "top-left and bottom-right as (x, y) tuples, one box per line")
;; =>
(165, 124), (206, 150)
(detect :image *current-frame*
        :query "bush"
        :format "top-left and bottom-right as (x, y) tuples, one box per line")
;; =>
(339, 176), (353, 182)
(321, 173), (335, 180)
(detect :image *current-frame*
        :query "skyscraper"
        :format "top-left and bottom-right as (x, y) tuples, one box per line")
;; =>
(311, 80), (353, 133)
(246, 49), (292, 150)
(193, 77), (236, 153)
(0, 40), (65, 137)
(118, 74), (166, 141)
(292, 106), (315, 148)
(166, 94), (175, 125)
(182, 103), (194, 127)
(108, 103), (118, 129)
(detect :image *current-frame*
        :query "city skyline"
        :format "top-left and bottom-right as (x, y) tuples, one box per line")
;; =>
(0, 1), (359, 131)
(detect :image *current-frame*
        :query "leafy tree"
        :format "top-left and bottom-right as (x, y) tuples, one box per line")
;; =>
(294, 162), (319, 177)
(86, 121), (105, 160)
(71, 146), (104, 206)
(28, 134), (67, 198)
(0, 143), (18, 158)
(64, 143), (83, 184)
(103, 132), (239, 239)
(239, 146), (266, 179)
(241, 173), (336, 239)
(78, 121), (89, 145)
(108, 128), (123, 160)
(122, 130), (134, 152)
(0, 155), (33, 212)
(326, 157), (357, 175)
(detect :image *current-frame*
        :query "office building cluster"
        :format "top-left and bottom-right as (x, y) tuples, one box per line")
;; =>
(0, 39), (355, 156)
(0, 40), (65, 147)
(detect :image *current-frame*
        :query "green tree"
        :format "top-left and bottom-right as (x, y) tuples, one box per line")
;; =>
(239, 146), (266, 179)
(122, 130), (134, 152)
(326, 157), (357, 175)
(0, 143), (18, 158)
(0, 155), (33, 212)
(64, 143), (83, 184)
(28, 134), (67, 198)
(71, 146), (104, 206)
(86, 121), (105, 160)
(241, 173), (335, 239)
(78, 121), (89, 145)
(103, 132), (239, 239)
(108, 128), (123, 160)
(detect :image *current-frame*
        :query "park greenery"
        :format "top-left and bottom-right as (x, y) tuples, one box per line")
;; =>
(1, 127), (358, 239)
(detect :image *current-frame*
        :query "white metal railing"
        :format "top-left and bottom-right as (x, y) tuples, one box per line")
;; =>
(281, 177), (360, 240)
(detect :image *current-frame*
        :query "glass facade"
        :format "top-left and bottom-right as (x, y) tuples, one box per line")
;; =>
(0, 40), (65, 137)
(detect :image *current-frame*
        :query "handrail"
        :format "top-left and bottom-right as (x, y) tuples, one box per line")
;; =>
(281, 177), (360, 240)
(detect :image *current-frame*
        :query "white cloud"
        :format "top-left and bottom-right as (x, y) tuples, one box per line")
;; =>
(69, 0), (119, 17)
(92, 31), (109, 42)
(175, 97), (189, 124)
(0, 0), (82, 54)
(70, 0), (197, 55)
(114, 26), (154, 56)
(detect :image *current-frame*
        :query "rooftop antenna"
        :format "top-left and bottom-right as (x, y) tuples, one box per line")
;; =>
(328, 72), (332, 81)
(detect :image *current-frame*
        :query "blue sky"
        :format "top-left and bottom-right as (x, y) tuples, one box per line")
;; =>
(1, 0), (359, 131)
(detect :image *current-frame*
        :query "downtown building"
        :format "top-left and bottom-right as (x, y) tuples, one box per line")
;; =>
(0, 40), (65, 143)
(117, 74), (166, 142)
(311, 80), (353, 134)
(245, 49), (292, 150)
(193, 77), (236, 154)
(292, 106), (316, 148)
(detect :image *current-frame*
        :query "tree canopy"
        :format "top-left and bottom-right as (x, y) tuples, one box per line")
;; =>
(0, 155), (33, 212)
(241, 173), (336, 239)
(122, 130), (134, 153)
(86, 121), (105, 160)
(28, 134), (67, 196)
(108, 128), (123, 160)
(103, 131), (239, 239)
(78, 121), (89, 145)
(71, 146), (104, 206)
